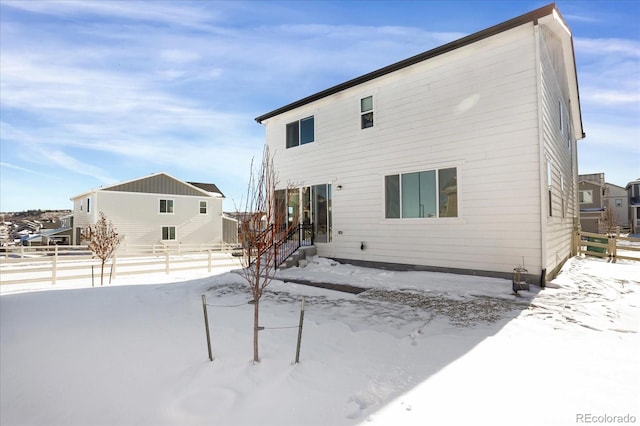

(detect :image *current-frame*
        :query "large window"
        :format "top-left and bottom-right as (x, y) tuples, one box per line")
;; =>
(579, 190), (593, 204)
(275, 185), (332, 243)
(361, 96), (373, 129)
(160, 199), (174, 213)
(161, 226), (176, 240)
(385, 168), (457, 218)
(313, 184), (331, 243)
(286, 116), (314, 148)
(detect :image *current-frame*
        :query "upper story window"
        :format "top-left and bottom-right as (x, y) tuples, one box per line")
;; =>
(385, 167), (457, 219)
(86, 197), (91, 213)
(160, 199), (174, 213)
(199, 201), (207, 214)
(579, 190), (593, 204)
(361, 96), (373, 129)
(559, 101), (564, 134)
(286, 116), (314, 148)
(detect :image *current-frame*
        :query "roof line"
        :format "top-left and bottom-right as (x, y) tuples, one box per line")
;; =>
(255, 3), (556, 123)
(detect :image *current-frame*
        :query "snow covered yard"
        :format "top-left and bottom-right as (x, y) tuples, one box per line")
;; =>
(1, 256), (638, 426)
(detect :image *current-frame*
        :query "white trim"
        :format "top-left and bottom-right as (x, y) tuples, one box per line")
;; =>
(360, 94), (374, 130)
(161, 225), (176, 241)
(199, 200), (208, 215)
(382, 164), (460, 220)
(159, 198), (175, 214)
(535, 23), (548, 272)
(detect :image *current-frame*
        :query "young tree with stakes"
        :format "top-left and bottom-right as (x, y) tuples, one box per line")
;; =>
(238, 146), (295, 362)
(82, 211), (121, 287)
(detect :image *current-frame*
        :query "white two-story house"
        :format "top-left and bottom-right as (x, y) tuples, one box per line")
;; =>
(256, 3), (584, 283)
(70, 172), (227, 248)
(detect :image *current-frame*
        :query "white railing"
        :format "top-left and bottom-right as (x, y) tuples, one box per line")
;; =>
(0, 244), (242, 287)
(1, 241), (239, 260)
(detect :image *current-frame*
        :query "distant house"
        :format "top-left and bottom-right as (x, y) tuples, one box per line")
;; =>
(256, 4), (584, 282)
(627, 178), (640, 234)
(578, 173), (606, 233)
(604, 183), (629, 230)
(70, 173), (230, 248)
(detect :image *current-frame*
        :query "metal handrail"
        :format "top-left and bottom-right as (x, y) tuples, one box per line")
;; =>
(247, 223), (314, 269)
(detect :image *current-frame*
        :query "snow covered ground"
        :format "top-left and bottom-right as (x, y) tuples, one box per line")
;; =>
(1, 255), (638, 426)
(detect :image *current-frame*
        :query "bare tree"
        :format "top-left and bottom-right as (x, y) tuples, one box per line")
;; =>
(238, 146), (294, 362)
(601, 203), (619, 235)
(82, 211), (121, 287)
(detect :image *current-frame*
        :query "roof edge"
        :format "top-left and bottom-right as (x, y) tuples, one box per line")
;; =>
(256, 3), (557, 123)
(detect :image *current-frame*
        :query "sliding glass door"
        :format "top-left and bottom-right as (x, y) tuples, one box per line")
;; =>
(277, 184), (332, 243)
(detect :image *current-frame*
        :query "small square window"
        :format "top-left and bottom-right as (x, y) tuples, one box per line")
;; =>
(286, 116), (314, 148)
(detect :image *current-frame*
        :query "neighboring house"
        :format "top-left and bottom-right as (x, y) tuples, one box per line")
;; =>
(255, 4), (584, 282)
(628, 178), (640, 235)
(604, 182), (629, 230)
(70, 173), (226, 248)
(224, 211), (267, 245)
(578, 174), (606, 233)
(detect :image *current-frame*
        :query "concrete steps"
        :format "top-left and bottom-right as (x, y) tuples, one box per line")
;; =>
(279, 246), (316, 269)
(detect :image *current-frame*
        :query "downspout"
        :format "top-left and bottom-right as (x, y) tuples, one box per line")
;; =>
(534, 22), (547, 286)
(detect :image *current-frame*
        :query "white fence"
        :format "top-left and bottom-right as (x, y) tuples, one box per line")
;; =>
(0, 245), (243, 286)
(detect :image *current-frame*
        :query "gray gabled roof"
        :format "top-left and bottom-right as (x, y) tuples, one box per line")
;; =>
(188, 182), (225, 197)
(256, 3), (581, 132)
(71, 172), (223, 200)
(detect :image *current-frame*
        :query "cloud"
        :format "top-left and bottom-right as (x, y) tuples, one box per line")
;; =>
(587, 90), (640, 105)
(0, 162), (58, 179)
(1, 0), (220, 29)
(574, 36), (640, 115)
(43, 150), (114, 184)
(574, 38), (640, 57)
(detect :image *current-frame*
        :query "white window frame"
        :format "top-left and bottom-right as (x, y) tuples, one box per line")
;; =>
(360, 95), (374, 129)
(161, 226), (176, 241)
(559, 100), (564, 134)
(199, 200), (208, 215)
(384, 167), (458, 219)
(159, 199), (174, 214)
(286, 115), (315, 148)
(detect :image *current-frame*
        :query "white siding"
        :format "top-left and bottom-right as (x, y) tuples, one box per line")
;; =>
(94, 191), (223, 247)
(71, 191), (222, 247)
(71, 192), (97, 244)
(265, 24), (547, 276)
(538, 24), (578, 277)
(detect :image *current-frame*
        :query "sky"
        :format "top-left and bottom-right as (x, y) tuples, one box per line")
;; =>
(1, 0), (639, 212)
